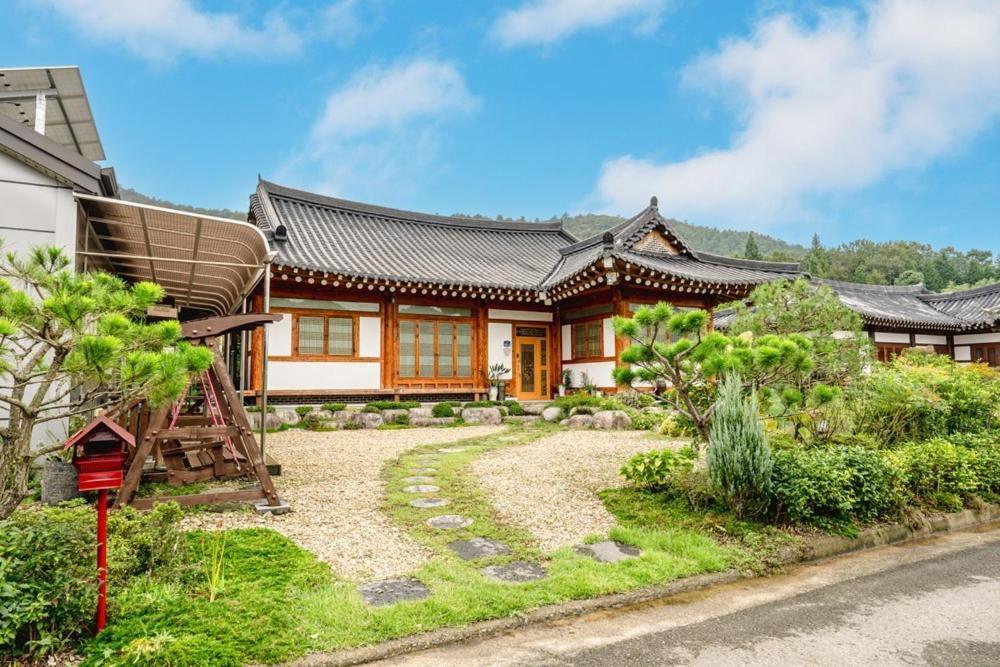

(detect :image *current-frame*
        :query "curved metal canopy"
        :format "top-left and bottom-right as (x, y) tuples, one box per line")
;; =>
(76, 194), (272, 315)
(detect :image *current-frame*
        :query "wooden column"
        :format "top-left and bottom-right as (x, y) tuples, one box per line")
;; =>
(249, 290), (265, 393)
(476, 302), (489, 399)
(381, 296), (396, 390)
(552, 305), (562, 394)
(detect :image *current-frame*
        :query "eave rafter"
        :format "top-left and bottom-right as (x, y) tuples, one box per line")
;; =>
(273, 264), (545, 303)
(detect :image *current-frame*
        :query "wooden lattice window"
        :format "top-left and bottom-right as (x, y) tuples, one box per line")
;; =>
(399, 318), (473, 379)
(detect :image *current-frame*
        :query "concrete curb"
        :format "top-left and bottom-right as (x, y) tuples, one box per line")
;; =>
(288, 503), (1000, 667)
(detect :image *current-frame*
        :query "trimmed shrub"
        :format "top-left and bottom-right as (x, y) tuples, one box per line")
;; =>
(0, 502), (96, 658)
(0, 501), (187, 659)
(630, 411), (665, 431)
(463, 400), (500, 408)
(707, 374), (772, 518)
(321, 402), (347, 413)
(432, 403), (457, 418)
(365, 400), (421, 410)
(386, 412), (410, 426)
(502, 400), (526, 416)
(621, 447), (696, 489)
(770, 448), (855, 524)
(294, 405), (313, 417)
(893, 438), (980, 509)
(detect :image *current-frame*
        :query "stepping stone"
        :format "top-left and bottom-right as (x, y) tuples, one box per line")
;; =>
(401, 475), (435, 484)
(448, 537), (510, 560)
(438, 447), (467, 453)
(410, 497), (451, 509)
(410, 467), (437, 474)
(574, 540), (641, 563)
(483, 561), (547, 583)
(403, 485), (440, 493)
(426, 514), (473, 530)
(358, 578), (429, 606)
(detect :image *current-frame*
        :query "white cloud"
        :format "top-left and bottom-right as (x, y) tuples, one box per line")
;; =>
(492, 0), (667, 47)
(39, 0), (370, 61)
(282, 59), (479, 201)
(590, 0), (1000, 228)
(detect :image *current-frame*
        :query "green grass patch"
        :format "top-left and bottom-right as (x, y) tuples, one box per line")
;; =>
(84, 426), (759, 665)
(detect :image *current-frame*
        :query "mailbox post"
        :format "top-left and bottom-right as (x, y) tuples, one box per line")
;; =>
(63, 416), (135, 632)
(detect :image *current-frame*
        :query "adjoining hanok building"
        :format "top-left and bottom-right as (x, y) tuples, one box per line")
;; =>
(819, 280), (1000, 364)
(245, 180), (800, 402)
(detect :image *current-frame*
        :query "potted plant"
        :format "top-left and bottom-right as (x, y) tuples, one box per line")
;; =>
(558, 369), (573, 397)
(581, 372), (598, 396)
(488, 363), (510, 402)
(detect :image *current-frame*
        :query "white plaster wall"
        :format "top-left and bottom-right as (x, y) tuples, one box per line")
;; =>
(268, 361), (381, 390)
(954, 332), (1000, 345)
(487, 322), (514, 378)
(562, 361), (616, 388)
(915, 334), (948, 345)
(602, 318), (615, 356)
(954, 346), (972, 362)
(561, 324), (572, 361)
(359, 316), (381, 357)
(0, 152), (77, 263)
(488, 308), (553, 322)
(268, 315), (293, 356)
(873, 332), (911, 344)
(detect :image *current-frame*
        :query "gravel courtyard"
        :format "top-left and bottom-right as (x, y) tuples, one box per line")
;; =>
(184, 426), (501, 581)
(472, 431), (684, 552)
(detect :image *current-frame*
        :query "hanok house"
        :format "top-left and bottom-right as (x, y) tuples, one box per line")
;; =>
(818, 280), (1000, 365)
(245, 180), (800, 402)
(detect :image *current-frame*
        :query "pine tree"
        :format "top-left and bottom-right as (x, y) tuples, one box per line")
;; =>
(801, 233), (831, 277)
(707, 374), (772, 518)
(744, 232), (763, 260)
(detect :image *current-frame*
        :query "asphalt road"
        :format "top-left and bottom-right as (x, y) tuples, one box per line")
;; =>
(378, 527), (1000, 667)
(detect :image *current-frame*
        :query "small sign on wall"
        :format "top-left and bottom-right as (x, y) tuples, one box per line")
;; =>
(503, 340), (511, 357)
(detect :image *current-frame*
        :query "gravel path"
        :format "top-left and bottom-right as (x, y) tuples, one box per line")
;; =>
(183, 426), (501, 581)
(472, 431), (685, 552)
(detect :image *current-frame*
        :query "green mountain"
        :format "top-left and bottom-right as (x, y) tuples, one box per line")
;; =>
(119, 187), (246, 221)
(121, 187), (997, 292)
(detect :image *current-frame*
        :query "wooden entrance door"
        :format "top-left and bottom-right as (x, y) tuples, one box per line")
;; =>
(514, 326), (548, 400)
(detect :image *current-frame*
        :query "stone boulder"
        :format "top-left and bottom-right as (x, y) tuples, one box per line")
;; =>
(381, 409), (410, 424)
(411, 417), (456, 427)
(461, 407), (503, 425)
(592, 410), (632, 430)
(348, 412), (384, 429)
(541, 406), (563, 422)
(248, 411), (284, 431)
(567, 414), (594, 429)
(408, 407), (434, 419)
(274, 408), (301, 426)
(504, 415), (541, 425)
(302, 410), (334, 429)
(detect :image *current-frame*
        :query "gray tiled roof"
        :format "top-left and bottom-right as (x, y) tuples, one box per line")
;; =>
(818, 280), (967, 330)
(252, 180), (575, 290)
(921, 284), (1000, 328)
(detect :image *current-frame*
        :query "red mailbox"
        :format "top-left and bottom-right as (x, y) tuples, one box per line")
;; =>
(63, 415), (135, 633)
(64, 416), (134, 491)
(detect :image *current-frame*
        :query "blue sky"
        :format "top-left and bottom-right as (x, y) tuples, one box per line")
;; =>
(5, 0), (999, 251)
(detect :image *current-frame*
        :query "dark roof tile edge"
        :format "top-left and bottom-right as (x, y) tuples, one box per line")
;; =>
(257, 178), (573, 237)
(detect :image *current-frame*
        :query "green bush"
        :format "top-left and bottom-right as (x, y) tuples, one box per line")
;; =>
(770, 445), (915, 525)
(386, 412), (410, 425)
(502, 400), (526, 416)
(893, 438), (980, 508)
(616, 389), (655, 409)
(621, 447), (696, 489)
(107, 502), (187, 586)
(707, 375), (772, 518)
(321, 402), (346, 413)
(365, 400), (421, 410)
(770, 448), (856, 524)
(244, 405), (275, 413)
(0, 501), (96, 658)
(463, 400), (500, 408)
(294, 405), (313, 417)
(849, 355), (1000, 445)
(630, 411), (665, 431)
(432, 403), (457, 418)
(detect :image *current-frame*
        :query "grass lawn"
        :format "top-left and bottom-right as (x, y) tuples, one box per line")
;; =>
(83, 426), (785, 667)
